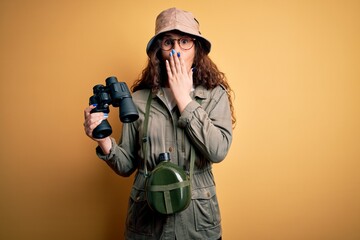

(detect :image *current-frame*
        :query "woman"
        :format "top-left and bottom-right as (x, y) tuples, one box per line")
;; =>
(84, 7), (235, 240)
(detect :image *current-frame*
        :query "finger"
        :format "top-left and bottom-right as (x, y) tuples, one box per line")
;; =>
(84, 105), (97, 118)
(85, 111), (103, 122)
(178, 52), (188, 74)
(84, 112), (106, 128)
(173, 51), (182, 73)
(169, 50), (177, 74)
(165, 60), (173, 78)
(88, 119), (102, 131)
(84, 114), (107, 137)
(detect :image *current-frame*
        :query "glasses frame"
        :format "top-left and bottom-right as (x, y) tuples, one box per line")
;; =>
(159, 37), (196, 51)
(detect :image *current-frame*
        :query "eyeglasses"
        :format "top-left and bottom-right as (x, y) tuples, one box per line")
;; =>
(160, 37), (196, 51)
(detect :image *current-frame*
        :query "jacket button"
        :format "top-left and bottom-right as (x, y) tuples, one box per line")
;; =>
(169, 147), (173, 152)
(207, 192), (211, 198)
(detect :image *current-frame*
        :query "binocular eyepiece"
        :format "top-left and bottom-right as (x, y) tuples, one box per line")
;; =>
(89, 76), (139, 139)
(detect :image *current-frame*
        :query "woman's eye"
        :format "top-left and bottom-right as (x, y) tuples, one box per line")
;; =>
(163, 39), (172, 46)
(180, 38), (189, 44)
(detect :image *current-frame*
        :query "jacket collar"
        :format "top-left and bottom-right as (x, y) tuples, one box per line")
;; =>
(192, 85), (208, 100)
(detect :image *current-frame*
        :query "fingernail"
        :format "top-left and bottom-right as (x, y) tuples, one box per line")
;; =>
(172, 49), (176, 55)
(92, 104), (97, 107)
(177, 52), (180, 57)
(169, 51), (173, 57)
(104, 113), (108, 119)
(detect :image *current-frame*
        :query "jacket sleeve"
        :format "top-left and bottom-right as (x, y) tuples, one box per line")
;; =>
(178, 86), (233, 163)
(95, 121), (139, 177)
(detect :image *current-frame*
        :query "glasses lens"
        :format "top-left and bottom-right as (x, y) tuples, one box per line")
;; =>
(161, 38), (172, 51)
(179, 38), (194, 50)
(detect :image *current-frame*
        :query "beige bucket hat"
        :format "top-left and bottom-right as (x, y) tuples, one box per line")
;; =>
(146, 8), (211, 55)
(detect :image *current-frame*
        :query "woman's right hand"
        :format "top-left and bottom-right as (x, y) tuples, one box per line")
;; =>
(83, 105), (107, 140)
(83, 105), (112, 154)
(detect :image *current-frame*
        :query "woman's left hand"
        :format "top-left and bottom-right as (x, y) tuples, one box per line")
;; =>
(165, 49), (193, 112)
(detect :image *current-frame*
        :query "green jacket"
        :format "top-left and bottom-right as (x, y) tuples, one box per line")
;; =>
(97, 85), (233, 240)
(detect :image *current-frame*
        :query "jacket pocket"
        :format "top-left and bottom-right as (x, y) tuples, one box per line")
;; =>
(126, 187), (154, 236)
(192, 186), (221, 231)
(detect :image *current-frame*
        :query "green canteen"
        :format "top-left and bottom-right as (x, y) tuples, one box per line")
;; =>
(146, 160), (191, 215)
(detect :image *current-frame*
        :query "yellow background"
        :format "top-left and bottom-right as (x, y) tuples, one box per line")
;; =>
(1, 0), (359, 239)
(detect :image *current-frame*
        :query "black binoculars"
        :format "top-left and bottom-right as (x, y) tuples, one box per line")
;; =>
(89, 76), (139, 139)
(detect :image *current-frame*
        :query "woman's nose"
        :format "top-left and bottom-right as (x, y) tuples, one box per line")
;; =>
(173, 40), (182, 52)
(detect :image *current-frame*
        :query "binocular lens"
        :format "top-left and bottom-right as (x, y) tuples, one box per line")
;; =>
(92, 119), (112, 139)
(119, 98), (139, 123)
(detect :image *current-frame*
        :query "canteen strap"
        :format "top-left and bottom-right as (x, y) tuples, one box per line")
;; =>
(150, 180), (191, 214)
(148, 180), (190, 192)
(142, 91), (153, 177)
